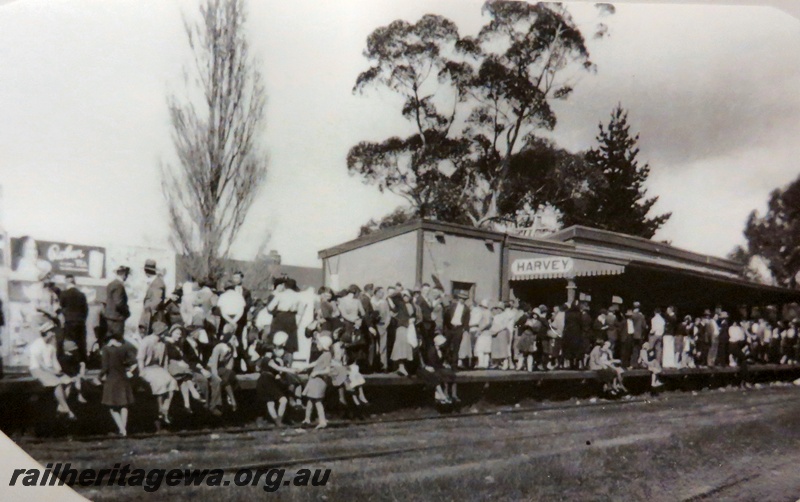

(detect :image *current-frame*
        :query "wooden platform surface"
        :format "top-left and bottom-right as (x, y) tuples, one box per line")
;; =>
(2, 364), (798, 395)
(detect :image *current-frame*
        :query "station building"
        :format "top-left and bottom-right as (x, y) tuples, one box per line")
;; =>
(318, 220), (800, 314)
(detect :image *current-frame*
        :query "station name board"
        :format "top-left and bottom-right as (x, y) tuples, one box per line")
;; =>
(512, 256), (574, 275)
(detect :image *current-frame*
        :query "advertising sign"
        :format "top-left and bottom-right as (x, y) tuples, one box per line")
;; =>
(11, 237), (105, 279)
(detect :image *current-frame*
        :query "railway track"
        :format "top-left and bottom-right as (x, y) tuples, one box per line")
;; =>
(219, 395), (788, 472)
(21, 383), (797, 446)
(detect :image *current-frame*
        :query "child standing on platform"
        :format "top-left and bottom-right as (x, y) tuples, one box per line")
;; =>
(301, 335), (333, 429)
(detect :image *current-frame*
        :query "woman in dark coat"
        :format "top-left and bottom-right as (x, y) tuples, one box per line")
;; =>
(100, 332), (136, 436)
(563, 301), (584, 369)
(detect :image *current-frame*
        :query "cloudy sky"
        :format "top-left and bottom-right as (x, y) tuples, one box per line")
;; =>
(1, 0), (799, 267)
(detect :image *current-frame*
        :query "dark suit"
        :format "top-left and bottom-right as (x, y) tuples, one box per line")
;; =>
(140, 276), (165, 332)
(606, 311), (619, 355)
(360, 293), (378, 370)
(60, 286), (89, 362)
(105, 279), (130, 340)
(443, 302), (470, 367)
(416, 295), (436, 354)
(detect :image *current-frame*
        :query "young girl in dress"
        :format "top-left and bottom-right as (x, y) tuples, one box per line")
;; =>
(100, 331), (136, 436)
(301, 335), (333, 429)
(639, 341), (663, 388)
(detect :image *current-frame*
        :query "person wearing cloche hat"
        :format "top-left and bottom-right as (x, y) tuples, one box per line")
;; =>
(489, 301), (512, 370)
(163, 324), (206, 414)
(140, 259), (166, 335)
(99, 322), (136, 436)
(299, 335), (334, 429)
(28, 320), (77, 420)
(137, 321), (179, 424)
(254, 332), (297, 427)
(389, 289), (416, 377)
(473, 300), (496, 369)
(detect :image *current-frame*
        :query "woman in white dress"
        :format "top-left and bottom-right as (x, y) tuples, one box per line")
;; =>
(137, 321), (178, 424)
(475, 302), (497, 369)
(661, 307), (678, 369)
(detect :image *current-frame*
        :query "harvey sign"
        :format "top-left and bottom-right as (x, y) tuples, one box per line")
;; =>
(512, 256), (574, 276)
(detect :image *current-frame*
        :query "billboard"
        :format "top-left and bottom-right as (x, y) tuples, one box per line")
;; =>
(10, 236), (105, 280)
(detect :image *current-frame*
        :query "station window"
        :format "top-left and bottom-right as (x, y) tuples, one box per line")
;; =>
(451, 281), (475, 301)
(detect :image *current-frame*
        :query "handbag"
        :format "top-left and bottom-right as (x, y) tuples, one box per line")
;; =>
(406, 323), (419, 348)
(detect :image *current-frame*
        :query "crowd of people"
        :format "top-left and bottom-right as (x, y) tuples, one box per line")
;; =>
(25, 261), (800, 436)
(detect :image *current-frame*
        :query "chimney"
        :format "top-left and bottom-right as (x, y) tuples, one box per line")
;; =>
(268, 250), (281, 265)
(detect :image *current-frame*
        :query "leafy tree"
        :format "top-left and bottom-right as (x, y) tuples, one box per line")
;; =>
(161, 0), (268, 281)
(348, 15), (474, 223)
(739, 175), (800, 288)
(457, 1), (596, 226)
(350, 2), (609, 230)
(727, 245), (769, 284)
(502, 137), (600, 227)
(571, 105), (670, 238)
(359, 207), (419, 237)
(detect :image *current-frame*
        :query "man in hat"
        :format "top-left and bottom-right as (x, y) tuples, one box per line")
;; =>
(59, 274), (89, 363)
(619, 309), (635, 369)
(630, 302), (646, 368)
(371, 287), (391, 372)
(28, 321), (76, 420)
(716, 311), (730, 367)
(140, 259), (165, 334)
(183, 322), (211, 405)
(105, 265), (131, 343)
(414, 283), (436, 357)
(444, 291), (471, 369)
(605, 304), (620, 358)
(703, 309), (719, 367)
(208, 323), (239, 416)
(225, 271), (251, 341)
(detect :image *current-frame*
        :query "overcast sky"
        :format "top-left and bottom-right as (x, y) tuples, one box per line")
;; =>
(1, 0), (799, 267)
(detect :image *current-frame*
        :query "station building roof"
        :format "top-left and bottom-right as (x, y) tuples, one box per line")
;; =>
(319, 219), (797, 297)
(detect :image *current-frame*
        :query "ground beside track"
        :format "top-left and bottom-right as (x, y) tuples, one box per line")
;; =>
(13, 383), (800, 501)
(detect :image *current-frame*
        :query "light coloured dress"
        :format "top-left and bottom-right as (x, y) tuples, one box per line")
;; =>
(138, 334), (178, 396)
(303, 351), (331, 399)
(661, 335), (676, 369)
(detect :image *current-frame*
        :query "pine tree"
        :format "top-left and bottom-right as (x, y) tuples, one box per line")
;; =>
(578, 105), (670, 238)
